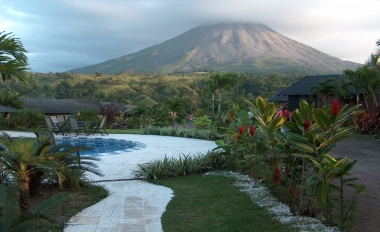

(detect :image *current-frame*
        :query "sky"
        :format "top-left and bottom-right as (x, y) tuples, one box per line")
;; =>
(1, 0), (379, 73)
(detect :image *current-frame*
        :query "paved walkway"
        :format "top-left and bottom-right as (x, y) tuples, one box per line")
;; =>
(2, 131), (216, 232)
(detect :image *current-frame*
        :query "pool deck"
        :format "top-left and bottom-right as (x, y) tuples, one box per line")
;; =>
(1, 131), (216, 232)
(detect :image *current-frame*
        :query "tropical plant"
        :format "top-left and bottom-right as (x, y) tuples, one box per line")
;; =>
(0, 136), (98, 213)
(342, 69), (365, 109)
(0, 31), (29, 83)
(164, 97), (186, 126)
(204, 73), (240, 125)
(310, 78), (337, 106)
(99, 104), (119, 124)
(212, 96), (363, 227)
(0, 90), (24, 109)
(75, 108), (99, 122)
(8, 109), (44, 129)
(193, 115), (211, 129)
(0, 183), (73, 231)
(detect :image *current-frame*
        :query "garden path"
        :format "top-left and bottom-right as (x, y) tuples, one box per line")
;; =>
(331, 138), (380, 232)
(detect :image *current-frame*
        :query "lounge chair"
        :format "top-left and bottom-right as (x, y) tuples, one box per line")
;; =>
(67, 116), (88, 136)
(43, 116), (64, 135)
(88, 116), (108, 136)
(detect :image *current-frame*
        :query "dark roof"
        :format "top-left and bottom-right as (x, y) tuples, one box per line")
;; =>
(268, 87), (288, 102)
(123, 105), (137, 110)
(21, 98), (101, 114)
(279, 75), (340, 96)
(100, 102), (126, 112)
(0, 104), (17, 113)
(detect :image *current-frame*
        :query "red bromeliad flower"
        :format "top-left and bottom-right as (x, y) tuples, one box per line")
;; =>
(272, 165), (280, 183)
(249, 124), (255, 136)
(303, 119), (311, 132)
(238, 125), (245, 135)
(332, 98), (339, 116)
(289, 187), (296, 198)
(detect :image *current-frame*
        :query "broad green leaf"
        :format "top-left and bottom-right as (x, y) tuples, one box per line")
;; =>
(214, 140), (226, 147)
(343, 177), (360, 184)
(304, 131), (316, 143)
(318, 127), (353, 148)
(346, 184), (366, 194)
(283, 121), (302, 134)
(316, 182), (327, 205)
(264, 103), (276, 123)
(240, 110), (250, 127)
(291, 109), (305, 127)
(256, 97), (265, 115)
(291, 153), (315, 160)
(267, 116), (285, 133)
(267, 139), (278, 146)
(343, 160), (357, 173)
(289, 141), (316, 154)
(313, 108), (333, 131)
(299, 100), (312, 119)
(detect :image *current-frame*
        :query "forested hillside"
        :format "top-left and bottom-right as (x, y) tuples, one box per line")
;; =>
(1, 71), (301, 112)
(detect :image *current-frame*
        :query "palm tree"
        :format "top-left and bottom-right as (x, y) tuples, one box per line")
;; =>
(341, 69), (365, 108)
(164, 97), (186, 126)
(364, 53), (380, 109)
(205, 73), (239, 123)
(0, 90), (24, 109)
(0, 137), (94, 213)
(310, 78), (337, 107)
(0, 31), (29, 83)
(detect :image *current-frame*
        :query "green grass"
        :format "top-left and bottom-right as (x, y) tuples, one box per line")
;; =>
(151, 175), (295, 232)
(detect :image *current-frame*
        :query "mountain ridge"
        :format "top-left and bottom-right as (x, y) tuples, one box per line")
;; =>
(68, 22), (360, 75)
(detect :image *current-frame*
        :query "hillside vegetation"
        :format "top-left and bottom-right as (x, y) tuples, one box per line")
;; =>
(2, 71), (301, 111)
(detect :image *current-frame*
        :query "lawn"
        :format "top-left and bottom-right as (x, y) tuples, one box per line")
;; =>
(151, 174), (295, 232)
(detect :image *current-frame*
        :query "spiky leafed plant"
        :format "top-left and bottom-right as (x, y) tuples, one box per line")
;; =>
(0, 31), (29, 83)
(0, 136), (97, 213)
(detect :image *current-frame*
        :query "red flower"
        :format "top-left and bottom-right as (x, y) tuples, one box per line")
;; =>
(303, 119), (311, 132)
(332, 98), (339, 116)
(238, 125), (245, 135)
(249, 124), (255, 136)
(289, 187), (296, 198)
(272, 165), (280, 183)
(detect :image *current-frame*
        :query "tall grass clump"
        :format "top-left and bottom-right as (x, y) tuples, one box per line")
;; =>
(141, 126), (214, 140)
(133, 150), (232, 180)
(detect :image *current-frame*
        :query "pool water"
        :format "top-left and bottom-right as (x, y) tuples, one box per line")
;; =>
(54, 137), (139, 155)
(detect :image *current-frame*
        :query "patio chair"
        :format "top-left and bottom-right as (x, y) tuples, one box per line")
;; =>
(43, 116), (64, 135)
(67, 116), (88, 136)
(88, 116), (108, 136)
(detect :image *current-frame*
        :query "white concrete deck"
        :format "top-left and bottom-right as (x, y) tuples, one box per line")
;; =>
(2, 131), (216, 232)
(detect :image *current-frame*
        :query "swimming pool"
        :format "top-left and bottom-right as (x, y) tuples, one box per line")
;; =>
(54, 137), (141, 155)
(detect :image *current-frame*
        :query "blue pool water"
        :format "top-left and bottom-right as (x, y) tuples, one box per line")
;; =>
(54, 137), (139, 155)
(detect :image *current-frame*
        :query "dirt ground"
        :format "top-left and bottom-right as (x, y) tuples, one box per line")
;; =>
(331, 137), (380, 232)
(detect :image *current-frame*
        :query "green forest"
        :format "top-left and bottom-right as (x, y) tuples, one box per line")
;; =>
(0, 71), (301, 114)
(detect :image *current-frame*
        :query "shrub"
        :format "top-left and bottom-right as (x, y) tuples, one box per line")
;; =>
(354, 108), (380, 134)
(194, 115), (211, 129)
(100, 104), (120, 124)
(9, 109), (44, 128)
(75, 109), (99, 122)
